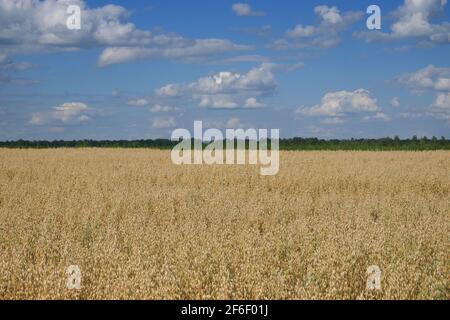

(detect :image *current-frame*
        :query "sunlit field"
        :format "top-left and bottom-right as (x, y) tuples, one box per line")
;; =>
(0, 149), (448, 299)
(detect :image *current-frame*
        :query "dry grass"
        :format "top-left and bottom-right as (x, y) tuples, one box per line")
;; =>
(0, 149), (448, 300)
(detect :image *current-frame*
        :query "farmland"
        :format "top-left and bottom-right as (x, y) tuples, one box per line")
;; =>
(0, 149), (448, 299)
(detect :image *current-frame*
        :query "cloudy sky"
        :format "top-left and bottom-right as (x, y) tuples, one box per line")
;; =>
(0, 0), (449, 140)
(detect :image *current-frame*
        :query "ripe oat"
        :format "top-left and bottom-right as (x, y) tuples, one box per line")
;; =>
(0, 149), (448, 299)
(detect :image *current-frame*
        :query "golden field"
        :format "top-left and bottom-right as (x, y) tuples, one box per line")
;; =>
(0, 149), (448, 300)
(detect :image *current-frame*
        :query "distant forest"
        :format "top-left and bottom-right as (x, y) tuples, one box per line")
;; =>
(0, 136), (449, 150)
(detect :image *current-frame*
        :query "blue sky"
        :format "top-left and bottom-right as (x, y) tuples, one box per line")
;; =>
(0, 0), (449, 140)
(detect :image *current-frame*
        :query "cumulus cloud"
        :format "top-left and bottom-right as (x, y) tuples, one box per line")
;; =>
(155, 65), (276, 109)
(152, 117), (176, 129)
(296, 89), (379, 118)
(244, 97), (264, 108)
(127, 98), (149, 106)
(362, 112), (392, 122)
(355, 0), (450, 46)
(77, 114), (91, 122)
(155, 84), (181, 98)
(391, 97), (401, 107)
(396, 65), (450, 93)
(52, 102), (89, 122)
(226, 117), (244, 129)
(396, 65), (450, 122)
(0, 0), (250, 66)
(150, 104), (181, 113)
(272, 5), (363, 49)
(232, 3), (265, 17)
(29, 102), (92, 125)
(29, 113), (47, 125)
(198, 95), (238, 109)
(429, 92), (450, 120)
(1, 1), (152, 51)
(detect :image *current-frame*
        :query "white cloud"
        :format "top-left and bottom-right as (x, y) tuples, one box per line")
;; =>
(286, 25), (317, 38)
(315, 5), (346, 24)
(198, 95), (238, 109)
(391, 97), (401, 107)
(226, 117), (244, 129)
(432, 92), (450, 109)
(29, 102), (92, 125)
(0, 1), (151, 50)
(97, 39), (251, 67)
(77, 114), (91, 122)
(244, 97), (264, 108)
(396, 65), (450, 93)
(429, 92), (450, 120)
(259, 61), (304, 73)
(0, 0), (250, 67)
(29, 113), (47, 125)
(152, 117), (176, 129)
(52, 102), (89, 122)
(321, 117), (345, 125)
(355, 0), (450, 46)
(127, 98), (149, 106)
(435, 77), (450, 90)
(296, 89), (379, 117)
(150, 104), (180, 113)
(396, 65), (450, 122)
(155, 83), (182, 97)
(362, 112), (392, 122)
(232, 3), (265, 17)
(155, 65), (276, 109)
(276, 5), (363, 49)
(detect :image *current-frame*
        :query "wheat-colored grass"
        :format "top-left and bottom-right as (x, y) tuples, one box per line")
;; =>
(0, 149), (448, 299)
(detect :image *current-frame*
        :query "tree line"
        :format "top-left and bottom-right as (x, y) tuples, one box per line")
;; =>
(0, 136), (449, 150)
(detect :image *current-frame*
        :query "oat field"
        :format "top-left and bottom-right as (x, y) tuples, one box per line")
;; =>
(0, 149), (448, 299)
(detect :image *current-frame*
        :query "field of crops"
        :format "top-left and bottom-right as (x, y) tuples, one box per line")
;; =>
(0, 149), (448, 299)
